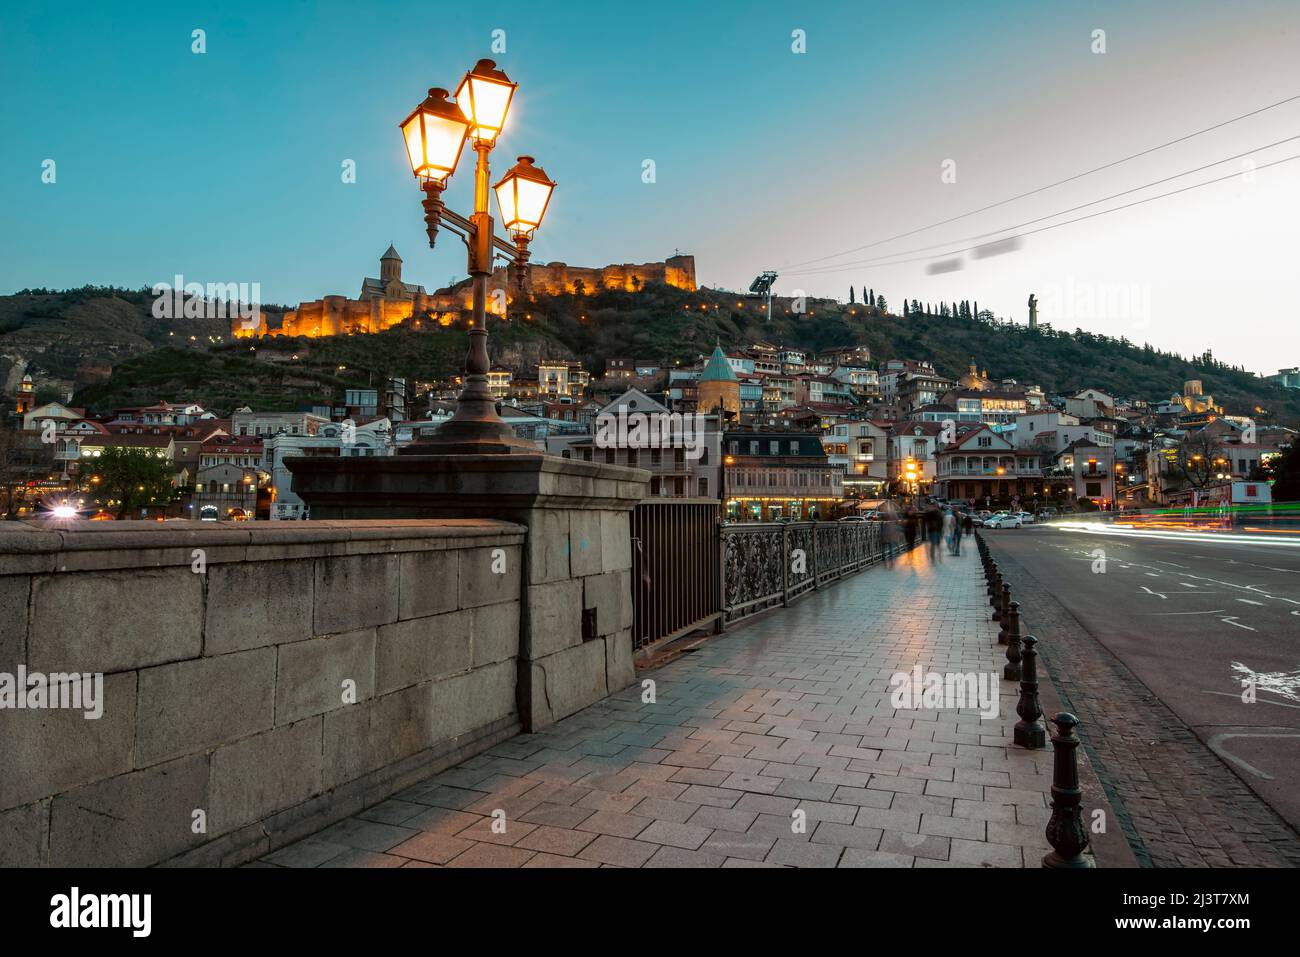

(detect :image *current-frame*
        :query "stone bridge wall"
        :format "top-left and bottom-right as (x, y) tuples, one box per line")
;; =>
(0, 520), (548, 867)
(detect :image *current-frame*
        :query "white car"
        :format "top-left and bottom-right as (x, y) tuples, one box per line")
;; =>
(984, 512), (1022, 529)
(1010, 511), (1035, 524)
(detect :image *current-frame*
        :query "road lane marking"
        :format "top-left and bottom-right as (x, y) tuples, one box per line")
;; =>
(1205, 730), (1300, 781)
(1237, 598), (1266, 606)
(1220, 616), (1256, 631)
(1233, 662), (1300, 702)
(1140, 586), (1167, 599)
(1149, 609), (1226, 616)
(1203, 690), (1300, 711)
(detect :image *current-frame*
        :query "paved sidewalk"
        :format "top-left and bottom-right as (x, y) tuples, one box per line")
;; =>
(258, 542), (1074, 868)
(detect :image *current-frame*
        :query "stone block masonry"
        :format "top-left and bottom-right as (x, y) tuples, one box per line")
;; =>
(285, 452), (650, 734)
(0, 519), (534, 867)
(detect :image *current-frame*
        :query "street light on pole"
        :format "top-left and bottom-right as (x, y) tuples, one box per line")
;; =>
(399, 60), (556, 454)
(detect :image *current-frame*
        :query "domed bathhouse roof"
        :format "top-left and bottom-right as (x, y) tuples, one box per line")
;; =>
(700, 344), (738, 382)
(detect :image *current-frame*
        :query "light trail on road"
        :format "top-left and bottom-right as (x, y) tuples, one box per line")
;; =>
(1049, 522), (1300, 550)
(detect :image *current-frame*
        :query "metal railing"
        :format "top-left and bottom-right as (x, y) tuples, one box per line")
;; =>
(631, 502), (905, 652)
(722, 520), (894, 623)
(630, 498), (722, 651)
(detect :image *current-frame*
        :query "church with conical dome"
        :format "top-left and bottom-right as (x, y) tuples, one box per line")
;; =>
(957, 358), (992, 392)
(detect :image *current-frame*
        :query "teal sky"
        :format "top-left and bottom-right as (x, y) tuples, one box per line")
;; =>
(3, 0), (1298, 373)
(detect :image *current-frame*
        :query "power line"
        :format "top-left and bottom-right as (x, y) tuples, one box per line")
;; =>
(781, 152), (1300, 277)
(775, 91), (1300, 272)
(783, 133), (1300, 276)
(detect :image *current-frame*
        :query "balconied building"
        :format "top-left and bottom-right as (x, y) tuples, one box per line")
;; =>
(880, 359), (954, 412)
(263, 418), (391, 520)
(933, 425), (1046, 505)
(823, 419), (891, 500)
(548, 389), (722, 498)
(940, 388), (1028, 425)
(1008, 408), (1113, 452)
(231, 409), (329, 439)
(723, 430), (843, 521)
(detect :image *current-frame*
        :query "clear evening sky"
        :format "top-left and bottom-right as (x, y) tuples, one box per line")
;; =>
(2, 0), (1298, 374)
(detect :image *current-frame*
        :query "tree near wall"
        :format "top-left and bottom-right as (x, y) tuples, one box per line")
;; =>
(1267, 441), (1300, 502)
(77, 447), (177, 519)
(1174, 431), (1226, 490)
(1, 419), (31, 519)
(0, 417), (53, 519)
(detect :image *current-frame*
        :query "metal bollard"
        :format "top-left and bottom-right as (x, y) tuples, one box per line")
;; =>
(1014, 635), (1046, 748)
(1003, 601), (1022, 679)
(1043, 713), (1095, 868)
(991, 574), (1004, 619)
(996, 583), (1010, 635)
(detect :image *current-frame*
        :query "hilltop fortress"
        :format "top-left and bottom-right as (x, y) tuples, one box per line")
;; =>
(233, 248), (696, 339)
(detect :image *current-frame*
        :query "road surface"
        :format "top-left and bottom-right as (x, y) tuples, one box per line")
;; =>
(984, 521), (1300, 865)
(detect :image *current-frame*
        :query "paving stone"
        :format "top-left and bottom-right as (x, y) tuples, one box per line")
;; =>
(628, 797), (699, 824)
(879, 830), (950, 861)
(315, 819), (420, 853)
(514, 825), (597, 857)
(518, 803), (597, 829)
(264, 839), (349, 868)
(766, 838), (844, 868)
(357, 799), (431, 827)
(445, 843), (537, 868)
(839, 848), (915, 868)
(920, 813), (986, 841)
(400, 806), (483, 835)
(635, 820), (713, 850)
(389, 831), (476, 865)
(811, 822), (884, 850)
(686, 805), (758, 833)
(701, 831), (776, 862)
(578, 835), (658, 867)
(645, 845), (727, 868)
(522, 852), (602, 868)
(949, 837), (1023, 867)
(575, 810), (651, 839)
(319, 849), (408, 868)
(678, 785), (744, 808)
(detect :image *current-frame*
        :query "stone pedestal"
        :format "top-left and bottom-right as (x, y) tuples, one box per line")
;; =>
(287, 453), (648, 731)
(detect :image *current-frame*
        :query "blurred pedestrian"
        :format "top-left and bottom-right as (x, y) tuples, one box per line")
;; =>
(943, 507), (960, 555)
(924, 504), (943, 561)
(903, 506), (919, 550)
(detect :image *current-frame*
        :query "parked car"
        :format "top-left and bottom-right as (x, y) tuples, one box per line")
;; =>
(1010, 511), (1036, 524)
(838, 515), (869, 523)
(984, 512), (1023, 529)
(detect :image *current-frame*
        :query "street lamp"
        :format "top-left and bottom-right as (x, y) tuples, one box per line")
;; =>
(721, 453), (736, 522)
(494, 156), (556, 297)
(399, 59), (555, 454)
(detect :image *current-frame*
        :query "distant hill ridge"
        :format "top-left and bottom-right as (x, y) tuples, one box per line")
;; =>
(1, 284), (1295, 423)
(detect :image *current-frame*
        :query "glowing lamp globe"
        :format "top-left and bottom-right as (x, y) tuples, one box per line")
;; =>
(400, 88), (469, 184)
(455, 59), (517, 143)
(493, 156), (556, 237)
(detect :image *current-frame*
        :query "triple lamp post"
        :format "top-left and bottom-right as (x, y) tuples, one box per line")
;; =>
(398, 59), (556, 453)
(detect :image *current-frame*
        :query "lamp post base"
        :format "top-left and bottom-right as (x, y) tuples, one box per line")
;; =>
(402, 414), (541, 455)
